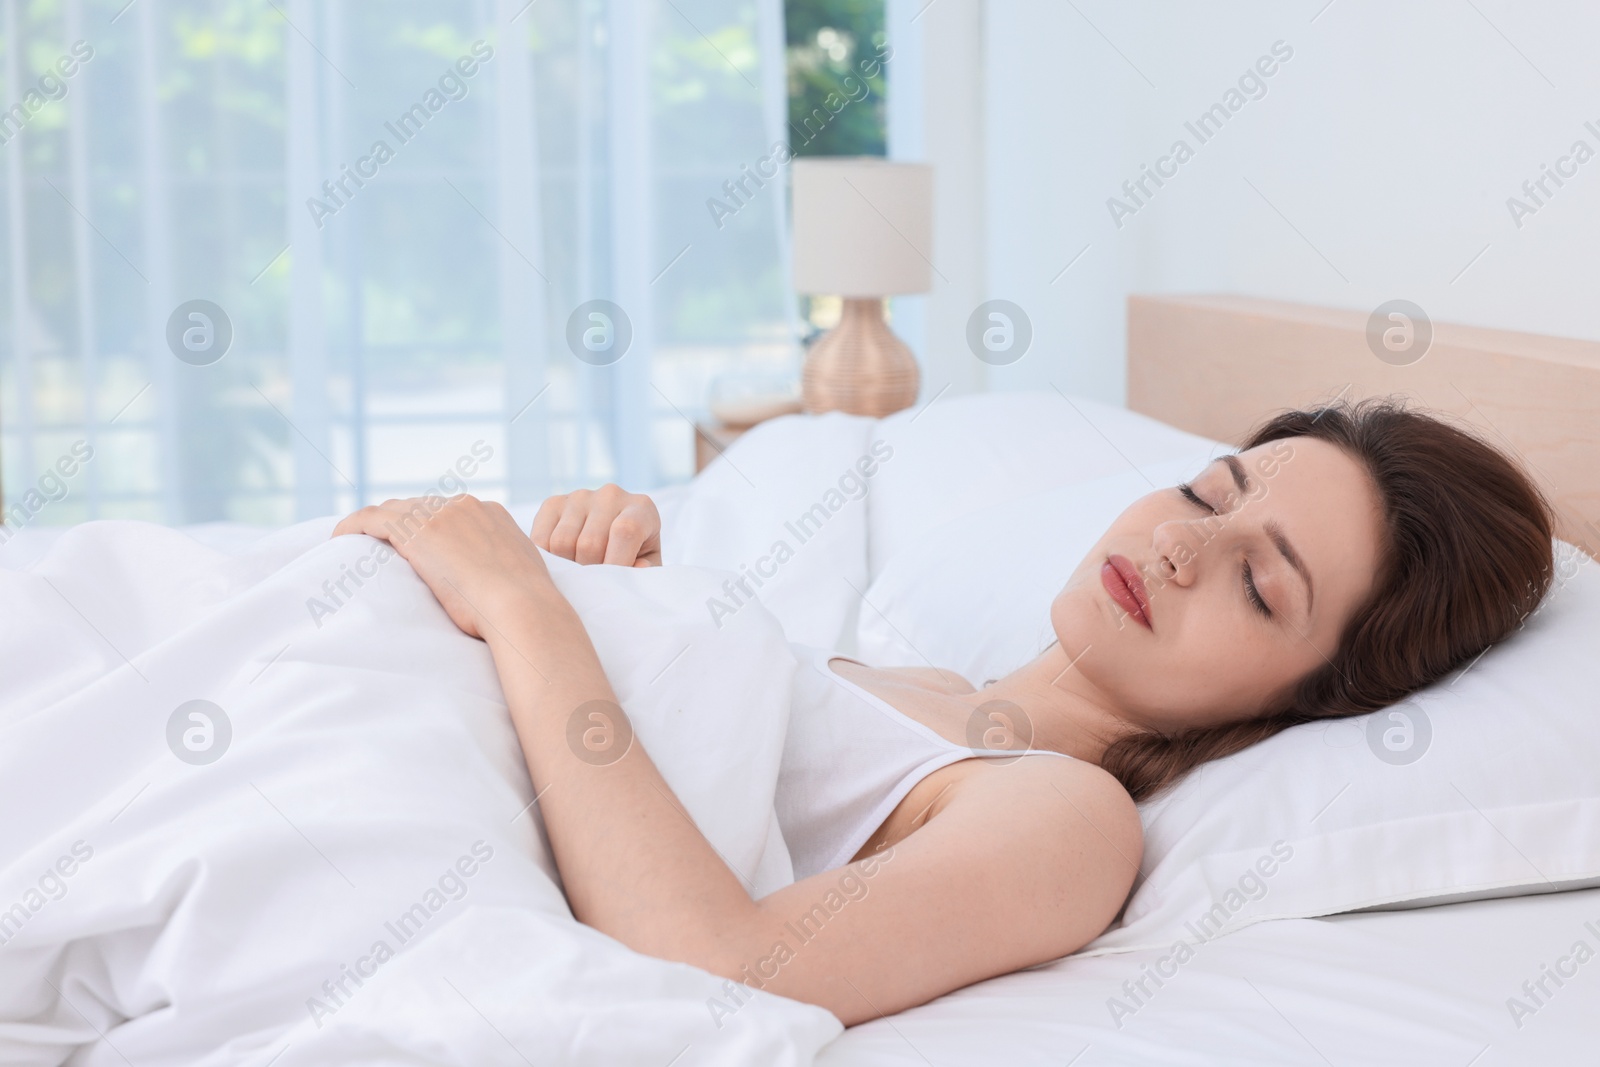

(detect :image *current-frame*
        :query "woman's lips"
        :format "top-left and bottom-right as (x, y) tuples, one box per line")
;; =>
(1102, 554), (1153, 629)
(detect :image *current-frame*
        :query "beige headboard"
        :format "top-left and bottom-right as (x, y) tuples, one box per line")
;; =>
(1127, 294), (1600, 559)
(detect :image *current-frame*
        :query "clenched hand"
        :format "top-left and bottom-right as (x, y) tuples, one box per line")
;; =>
(530, 484), (661, 568)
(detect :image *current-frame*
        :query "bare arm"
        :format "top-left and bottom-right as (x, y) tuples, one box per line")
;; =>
(333, 495), (1141, 1024)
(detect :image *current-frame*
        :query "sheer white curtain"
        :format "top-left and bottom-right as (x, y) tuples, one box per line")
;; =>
(0, 0), (795, 526)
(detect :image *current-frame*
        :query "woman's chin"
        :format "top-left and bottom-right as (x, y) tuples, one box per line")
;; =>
(1048, 595), (1107, 658)
(1054, 583), (1132, 645)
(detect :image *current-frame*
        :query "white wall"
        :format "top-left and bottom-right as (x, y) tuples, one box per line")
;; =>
(886, 0), (988, 405)
(944, 0), (1600, 404)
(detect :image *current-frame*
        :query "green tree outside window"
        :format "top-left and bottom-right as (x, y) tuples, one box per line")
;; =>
(784, 0), (887, 159)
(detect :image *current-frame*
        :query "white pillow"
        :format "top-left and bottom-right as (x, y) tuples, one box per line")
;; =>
(855, 455), (1220, 684)
(866, 391), (1220, 578)
(659, 410), (878, 650)
(859, 462), (1600, 946)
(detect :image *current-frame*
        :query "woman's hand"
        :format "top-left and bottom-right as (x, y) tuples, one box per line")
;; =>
(530, 484), (661, 567)
(332, 495), (551, 640)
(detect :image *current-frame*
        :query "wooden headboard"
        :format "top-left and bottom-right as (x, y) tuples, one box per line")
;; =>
(1127, 294), (1600, 559)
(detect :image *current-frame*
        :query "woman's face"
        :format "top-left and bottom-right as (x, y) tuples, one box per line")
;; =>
(1050, 436), (1386, 732)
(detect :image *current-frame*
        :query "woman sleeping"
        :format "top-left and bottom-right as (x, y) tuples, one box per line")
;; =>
(331, 398), (1554, 1026)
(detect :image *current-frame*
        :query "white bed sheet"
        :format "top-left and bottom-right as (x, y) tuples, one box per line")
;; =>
(820, 885), (1600, 1065)
(1, 514), (836, 1066)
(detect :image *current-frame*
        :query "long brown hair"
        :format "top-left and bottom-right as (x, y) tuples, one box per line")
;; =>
(1101, 398), (1555, 802)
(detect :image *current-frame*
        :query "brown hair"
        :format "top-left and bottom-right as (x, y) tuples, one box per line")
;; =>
(1101, 398), (1555, 802)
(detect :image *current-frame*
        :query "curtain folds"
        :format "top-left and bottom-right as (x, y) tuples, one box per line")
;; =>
(0, 0), (796, 526)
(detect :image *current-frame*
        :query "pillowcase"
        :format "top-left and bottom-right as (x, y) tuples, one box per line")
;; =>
(854, 461), (1600, 949)
(854, 455), (1219, 684)
(658, 409), (878, 650)
(865, 391), (1220, 579)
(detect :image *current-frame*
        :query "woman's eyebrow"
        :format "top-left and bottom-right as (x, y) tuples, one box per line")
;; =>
(1220, 454), (1251, 495)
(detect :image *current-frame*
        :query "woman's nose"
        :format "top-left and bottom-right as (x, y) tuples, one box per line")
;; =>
(1151, 519), (1205, 587)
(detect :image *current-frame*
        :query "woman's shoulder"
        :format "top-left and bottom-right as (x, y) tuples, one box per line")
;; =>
(904, 755), (1143, 951)
(955, 754), (1143, 864)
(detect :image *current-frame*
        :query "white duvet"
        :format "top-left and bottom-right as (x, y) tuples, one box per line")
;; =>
(0, 517), (842, 1066)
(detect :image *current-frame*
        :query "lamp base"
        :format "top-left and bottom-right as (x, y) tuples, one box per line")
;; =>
(802, 298), (921, 418)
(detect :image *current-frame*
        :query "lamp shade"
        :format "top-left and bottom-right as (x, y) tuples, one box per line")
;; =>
(791, 158), (934, 297)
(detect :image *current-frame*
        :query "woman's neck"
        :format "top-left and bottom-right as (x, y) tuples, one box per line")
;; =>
(955, 641), (1133, 765)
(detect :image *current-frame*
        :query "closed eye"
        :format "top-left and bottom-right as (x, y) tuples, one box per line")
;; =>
(1177, 483), (1275, 620)
(1244, 561), (1272, 618)
(1176, 482), (1216, 514)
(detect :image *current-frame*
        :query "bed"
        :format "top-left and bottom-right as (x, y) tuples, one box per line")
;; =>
(2, 295), (1596, 1065)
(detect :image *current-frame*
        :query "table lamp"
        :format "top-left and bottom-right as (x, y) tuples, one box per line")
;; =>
(792, 158), (933, 417)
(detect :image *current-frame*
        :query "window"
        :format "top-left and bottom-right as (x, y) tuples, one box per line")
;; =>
(785, 0), (887, 158)
(1, 0), (794, 526)
(783, 0), (887, 335)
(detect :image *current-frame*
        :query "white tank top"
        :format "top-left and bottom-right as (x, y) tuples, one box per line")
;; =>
(775, 643), (1076, 882)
